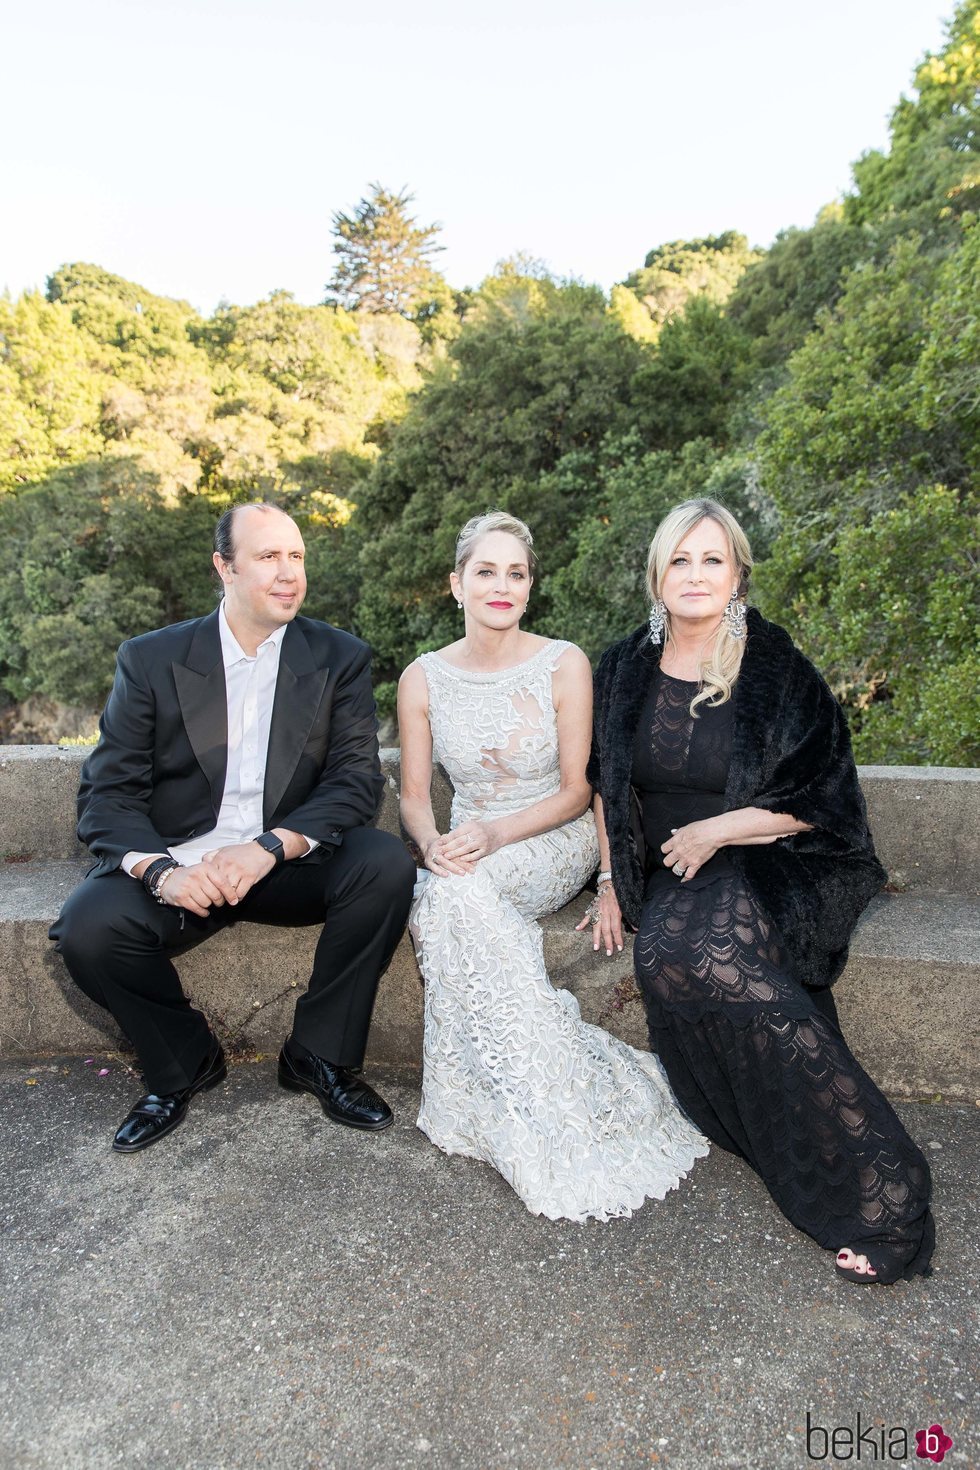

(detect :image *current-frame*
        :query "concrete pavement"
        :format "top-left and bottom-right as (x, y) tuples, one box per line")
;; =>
(1, 1056), (976, 1470)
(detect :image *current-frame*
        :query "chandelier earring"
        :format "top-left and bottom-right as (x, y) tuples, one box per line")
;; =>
(723, 588), (747, 640)
(648, 597), (667, 645)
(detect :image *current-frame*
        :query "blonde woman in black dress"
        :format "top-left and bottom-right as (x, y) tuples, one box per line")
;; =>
(584, 498), (934, 1284)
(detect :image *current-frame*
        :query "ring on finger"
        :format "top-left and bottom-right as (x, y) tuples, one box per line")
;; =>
(672, 862), (686, 876)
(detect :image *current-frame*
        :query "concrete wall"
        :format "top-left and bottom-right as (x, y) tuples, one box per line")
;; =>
(1, 747), (977, 1098)
(3, 746), (976, 892)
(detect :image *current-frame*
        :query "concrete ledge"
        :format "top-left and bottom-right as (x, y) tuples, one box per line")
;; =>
(0, 747), (88, 860)
(2, 746), (976, 893)
(2, 861), (977, 1100)
(0, 747), (453, 863)
(2, 748), (977, 1098)
(860, 765), (980, 896)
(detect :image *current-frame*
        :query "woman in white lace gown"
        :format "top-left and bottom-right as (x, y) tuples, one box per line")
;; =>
(397, 512), (707, 1223)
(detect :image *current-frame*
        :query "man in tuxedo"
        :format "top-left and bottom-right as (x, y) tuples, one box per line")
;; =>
(51, 501), (416, 1152)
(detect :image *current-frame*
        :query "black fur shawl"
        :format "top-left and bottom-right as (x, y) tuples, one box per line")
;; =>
(588, 609), (886, 989)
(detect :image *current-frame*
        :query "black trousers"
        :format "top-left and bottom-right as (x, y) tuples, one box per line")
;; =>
(51, 829), (417, 1093)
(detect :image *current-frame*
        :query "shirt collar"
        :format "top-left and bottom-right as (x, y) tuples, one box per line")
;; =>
(218, 599), (288, 668)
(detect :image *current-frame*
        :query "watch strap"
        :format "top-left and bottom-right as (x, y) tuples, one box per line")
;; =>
(255, 831), (286, 865)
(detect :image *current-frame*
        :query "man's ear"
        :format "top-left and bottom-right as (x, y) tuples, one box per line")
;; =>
(213, 551), (232, 583)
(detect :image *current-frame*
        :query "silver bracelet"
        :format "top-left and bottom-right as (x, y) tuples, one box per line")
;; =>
(155, 865), (180, 904)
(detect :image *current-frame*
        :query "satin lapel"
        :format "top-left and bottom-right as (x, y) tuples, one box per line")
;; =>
(172, 610), (227, 816)
(264, 622), (330, 822)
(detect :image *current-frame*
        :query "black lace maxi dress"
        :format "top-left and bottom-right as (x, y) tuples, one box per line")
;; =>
(631, 670), (934, 1281)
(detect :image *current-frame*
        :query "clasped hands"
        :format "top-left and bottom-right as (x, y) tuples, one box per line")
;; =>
(423, 820), (502, 877)
(157, 841), (278, 918)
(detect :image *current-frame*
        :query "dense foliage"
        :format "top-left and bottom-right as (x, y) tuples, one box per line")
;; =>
(1, 4), (977, 762)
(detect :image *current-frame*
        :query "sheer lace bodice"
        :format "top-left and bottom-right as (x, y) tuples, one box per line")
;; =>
(422, 641), (572, 825)
(410, 641), (707, 1223)
(632, 671), (737, 891)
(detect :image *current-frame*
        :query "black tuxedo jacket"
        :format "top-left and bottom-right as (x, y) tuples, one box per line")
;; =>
(76, 608), (385, 875)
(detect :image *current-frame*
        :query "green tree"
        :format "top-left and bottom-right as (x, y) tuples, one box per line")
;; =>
(727, 209), (867, 370)
(766, 485), (979, 766)
(608, 283), (659, 344)
(748, 229), (978, 771)
(46, 262), (204, 385)
(846, 0), (980, 233)
(194, 290), (397, 456)
(630, 297), (753, 451)
(0, 292), (105, 489)
(756, 224), (977, 554)
(624, 232), (759, 333)
(0, 460), (219, 705)
(325, 183), (445, 315)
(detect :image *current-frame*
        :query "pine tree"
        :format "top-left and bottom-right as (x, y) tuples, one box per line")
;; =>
(325, 183), (445, 315)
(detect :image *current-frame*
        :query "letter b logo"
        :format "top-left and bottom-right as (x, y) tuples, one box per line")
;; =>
(806, 1412), (828, 1460)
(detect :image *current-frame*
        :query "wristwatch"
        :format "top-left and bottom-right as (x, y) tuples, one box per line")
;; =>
(255, 831), (286, 866)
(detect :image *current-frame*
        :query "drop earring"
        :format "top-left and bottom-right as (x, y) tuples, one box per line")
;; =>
(723, 589), (747, 640)
(648, 598), (666, 645)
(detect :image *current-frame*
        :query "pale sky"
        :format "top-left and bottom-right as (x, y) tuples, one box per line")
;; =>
(2, 0), (954, 313)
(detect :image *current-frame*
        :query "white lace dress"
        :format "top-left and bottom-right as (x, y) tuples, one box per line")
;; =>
(409, 640), (708, 1223)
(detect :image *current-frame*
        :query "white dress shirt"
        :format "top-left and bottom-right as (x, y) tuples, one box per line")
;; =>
(122, 602), (314, 874)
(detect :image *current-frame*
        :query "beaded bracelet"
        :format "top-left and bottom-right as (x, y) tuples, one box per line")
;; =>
(156, 866), (180, 902)
(141, 857), (179, 904)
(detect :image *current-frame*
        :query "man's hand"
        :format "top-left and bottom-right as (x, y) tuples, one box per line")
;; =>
(157, 862), (238, 918)
(201, 841), (278, 903)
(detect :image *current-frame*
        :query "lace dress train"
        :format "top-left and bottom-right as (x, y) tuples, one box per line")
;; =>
(410, 643), (708, 1223)
(634, 878), (934, 1281)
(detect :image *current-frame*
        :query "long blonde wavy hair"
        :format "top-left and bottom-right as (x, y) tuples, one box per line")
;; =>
(646, 498), (753, 715)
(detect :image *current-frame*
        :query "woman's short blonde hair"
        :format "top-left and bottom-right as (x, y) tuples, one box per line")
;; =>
(455, 511), (537, 576)
(646, 498), (753, 713)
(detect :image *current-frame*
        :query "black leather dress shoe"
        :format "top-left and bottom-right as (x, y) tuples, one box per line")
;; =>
(278, 1040), (393, 1131)
(112, 1040), (227, 1153)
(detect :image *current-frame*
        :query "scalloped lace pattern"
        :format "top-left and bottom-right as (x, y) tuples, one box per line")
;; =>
(410, 643), (708, 1222)
(635, 876), (934, 1279)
